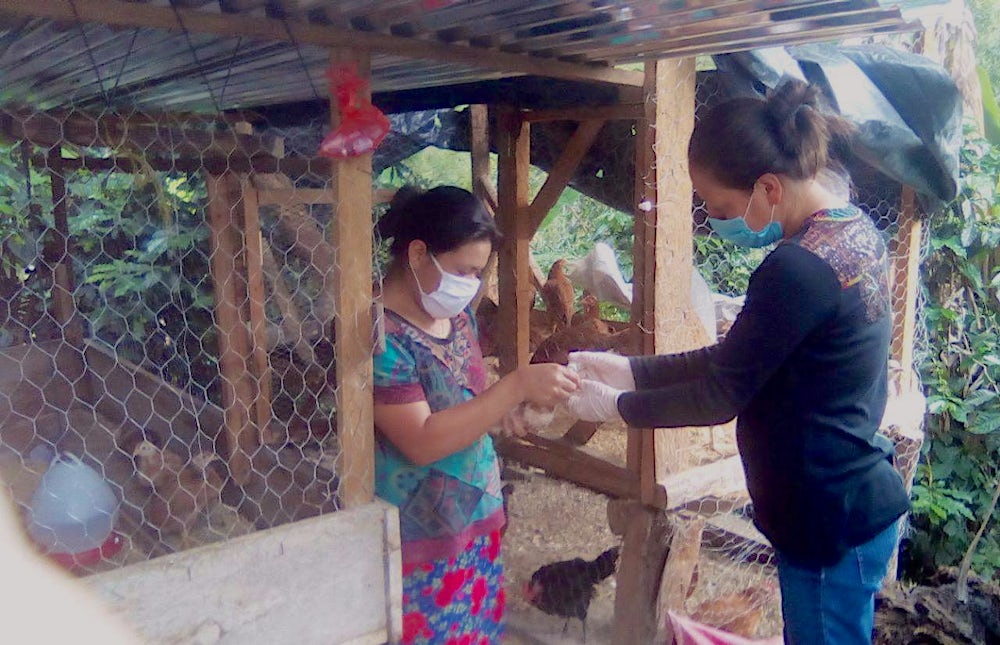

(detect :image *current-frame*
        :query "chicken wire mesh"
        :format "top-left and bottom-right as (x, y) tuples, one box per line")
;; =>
(0, 22), (929, 645)
(0, 100), (369, 572)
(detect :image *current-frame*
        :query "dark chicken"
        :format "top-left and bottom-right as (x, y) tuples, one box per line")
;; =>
(522, 546), (620, 642)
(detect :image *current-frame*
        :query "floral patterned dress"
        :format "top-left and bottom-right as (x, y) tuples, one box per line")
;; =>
(373, 308), (506, 644)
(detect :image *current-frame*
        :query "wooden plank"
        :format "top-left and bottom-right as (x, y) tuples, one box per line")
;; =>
(522, 104), (644, 123)
(206, 172), (257, 484)
(330, 50), (375, 508)
(87, 502), (402, 645)
(612, 502), (670, 645)
(496, 106), (532, 375)
(658, 455), (748, 512)
(889, 187), (921, 392)
(242, 186), (272, 438)
(526, 119), (606, 235)
(494, 434), (640, 500)
(382, 498), (404, 643)
(1, 0), (645, 87)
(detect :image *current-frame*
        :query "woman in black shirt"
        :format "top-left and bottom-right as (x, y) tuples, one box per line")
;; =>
(566, 79), (909, 644)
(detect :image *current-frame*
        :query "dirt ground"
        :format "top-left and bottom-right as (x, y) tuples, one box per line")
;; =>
(494, 399), (783, 644)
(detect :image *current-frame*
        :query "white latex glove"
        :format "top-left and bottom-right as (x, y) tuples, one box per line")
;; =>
(567, 351), (635, 391)
(567, 379), (625, 423)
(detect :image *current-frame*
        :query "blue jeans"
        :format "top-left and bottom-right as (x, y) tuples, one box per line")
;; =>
(777, 521), (899, 645)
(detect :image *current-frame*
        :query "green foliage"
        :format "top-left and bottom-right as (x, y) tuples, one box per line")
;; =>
(908, 129), (1000, 581)
(693, 235), (765, 296)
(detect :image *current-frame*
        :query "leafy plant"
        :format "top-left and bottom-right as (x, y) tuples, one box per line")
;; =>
(906, 129), (1000, 581)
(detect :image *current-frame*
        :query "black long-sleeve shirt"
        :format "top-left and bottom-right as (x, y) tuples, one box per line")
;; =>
(618, 207), (910, 568)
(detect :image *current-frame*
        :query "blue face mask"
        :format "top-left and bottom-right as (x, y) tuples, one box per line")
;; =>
(707, 188), (783, 248)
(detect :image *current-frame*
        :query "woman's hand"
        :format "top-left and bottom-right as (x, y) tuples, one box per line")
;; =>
(567, 351), (635, 391)
(515, 363), (580, 407)
(567, 379), (625, 423)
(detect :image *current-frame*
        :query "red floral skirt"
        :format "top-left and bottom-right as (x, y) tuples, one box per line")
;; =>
(401, 529), (505, 645)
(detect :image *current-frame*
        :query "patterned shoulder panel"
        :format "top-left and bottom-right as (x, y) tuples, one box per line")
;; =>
(792, 207), (890, 322)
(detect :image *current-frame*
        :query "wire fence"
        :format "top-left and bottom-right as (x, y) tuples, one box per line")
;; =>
(0, 37), (926, 645)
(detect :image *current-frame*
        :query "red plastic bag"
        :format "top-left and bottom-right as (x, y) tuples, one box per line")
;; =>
(318, 63), (390, 158)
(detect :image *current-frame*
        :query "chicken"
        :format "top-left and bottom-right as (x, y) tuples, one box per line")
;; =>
(541, 259), (576, 331)
(523, 546), (620, 642)
(688, 580), (777, 639)
(530, 294), (636, 365)
(132, 441), (223, 550)
(133, 438), (185, 488)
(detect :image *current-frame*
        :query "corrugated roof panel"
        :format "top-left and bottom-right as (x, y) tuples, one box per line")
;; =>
(0, 0), (918, 112)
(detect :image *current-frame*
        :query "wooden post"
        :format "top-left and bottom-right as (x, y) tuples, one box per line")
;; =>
(614, 58), (704, 645)
(44, 149), (92, 406)
(241, 187), (272, 436)
(890, 187), (921, 392)
(612, 501), (671, 645)
(330, 49), (375, 508)
(206, 172), (257, 484)
(470, 103), (499, 309)
(496, 105), (532, 375)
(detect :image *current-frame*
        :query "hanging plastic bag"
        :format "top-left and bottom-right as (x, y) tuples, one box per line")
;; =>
(318, 62), (390, 158)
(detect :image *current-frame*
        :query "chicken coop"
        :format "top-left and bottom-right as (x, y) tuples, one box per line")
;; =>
(0, 1), (958, 643)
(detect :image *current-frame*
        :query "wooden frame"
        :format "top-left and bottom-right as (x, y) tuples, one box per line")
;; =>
(0, 3), (929, 643)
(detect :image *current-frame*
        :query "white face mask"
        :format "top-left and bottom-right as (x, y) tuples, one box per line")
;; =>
(410, 254), (481, 319)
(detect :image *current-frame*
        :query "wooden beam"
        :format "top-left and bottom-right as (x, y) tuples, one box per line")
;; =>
(1, 0), (645, 87)
(3, 107), (280, 167)
(889, 187), (922, 392)
(561, 420), (600, 446)
(522, 104), (643, 123)
(27, 151), (328, 178)
(526, 119), (606, 234)
(658, 455), (749, 511)
(496, 106), (532, 375)
(494, 434), (639, 500)
(206, 172), (257, 484)
(330, 50), (375, 508)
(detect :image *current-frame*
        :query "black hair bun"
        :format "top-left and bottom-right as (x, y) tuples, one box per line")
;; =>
(376, 185), (423, 240)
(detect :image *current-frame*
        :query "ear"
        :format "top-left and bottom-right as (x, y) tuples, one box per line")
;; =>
(757, 173), (784, 206)
(406, 239), (429, 268)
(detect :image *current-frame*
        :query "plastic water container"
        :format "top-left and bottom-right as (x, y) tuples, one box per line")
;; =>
(27, 453), (119, 554)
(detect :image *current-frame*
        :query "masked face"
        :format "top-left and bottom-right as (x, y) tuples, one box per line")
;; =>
(410, 253), (482, 320)
(706, 184), (783, 248)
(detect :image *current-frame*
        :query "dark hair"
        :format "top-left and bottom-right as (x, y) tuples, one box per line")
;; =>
(688, 79), (854, 190)
(376, 185), (500, 258)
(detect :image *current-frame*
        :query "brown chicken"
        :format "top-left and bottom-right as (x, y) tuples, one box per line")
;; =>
(688, 580), (777, 638)
(541, 259), (576, 331)
(476, 297), (560, 356)
(133, 441), (223, 549)
(531, 294), (636, 365)
(133, 438), (185, 487)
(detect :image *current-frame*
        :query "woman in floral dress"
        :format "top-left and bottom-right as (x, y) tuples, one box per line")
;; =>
(372, 186), (580, 644)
